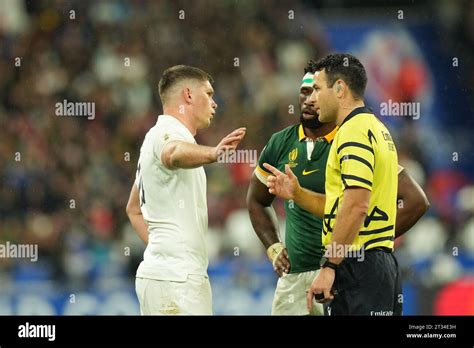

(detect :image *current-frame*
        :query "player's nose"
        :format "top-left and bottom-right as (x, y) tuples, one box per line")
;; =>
(304, 96), (314, 107)
(308, 90), (317, 103)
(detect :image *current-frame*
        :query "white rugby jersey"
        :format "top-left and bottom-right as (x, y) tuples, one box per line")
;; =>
(135, 115), (208, 281)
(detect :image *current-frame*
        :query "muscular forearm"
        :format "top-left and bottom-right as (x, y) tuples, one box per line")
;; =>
(128, 213), (149, 244)
(248, 203), (280, 249)
(247, 174), (281, 249)
(165, 141), (216, 169)
(395, 170), (430, 238)
(328, 207), (366, 264)
(293, 187), (326, 218)
(395, 202), (429, 238)
(126, 184), (149, 244)
(327, 189), (369, 265)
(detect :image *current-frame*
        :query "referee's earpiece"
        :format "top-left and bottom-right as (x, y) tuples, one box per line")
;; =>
(336, 83), (342, 93)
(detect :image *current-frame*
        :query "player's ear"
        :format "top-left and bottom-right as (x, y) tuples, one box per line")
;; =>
(183, 87), (192, 104)
(334, 80), (344, 97)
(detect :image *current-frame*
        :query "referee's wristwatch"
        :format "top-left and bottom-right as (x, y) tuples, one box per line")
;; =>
(320, 257), (339, 271)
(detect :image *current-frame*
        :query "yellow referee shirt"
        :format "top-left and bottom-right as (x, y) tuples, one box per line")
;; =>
(323, 106), (398, 251)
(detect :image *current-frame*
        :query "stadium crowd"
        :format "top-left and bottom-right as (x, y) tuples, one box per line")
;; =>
(0, 0), (472, 314)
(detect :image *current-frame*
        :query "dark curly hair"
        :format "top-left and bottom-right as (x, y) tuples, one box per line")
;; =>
(303, 59), (317, 74)
(313, 53), (367, 99)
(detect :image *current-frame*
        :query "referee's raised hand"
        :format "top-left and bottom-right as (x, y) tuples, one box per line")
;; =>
(263, 163), (301, 201)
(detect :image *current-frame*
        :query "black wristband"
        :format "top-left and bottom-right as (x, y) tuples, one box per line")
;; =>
(322, 259), (338, 271)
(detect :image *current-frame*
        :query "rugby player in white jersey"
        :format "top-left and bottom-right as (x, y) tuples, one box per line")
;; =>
(126, 65), (246, 315)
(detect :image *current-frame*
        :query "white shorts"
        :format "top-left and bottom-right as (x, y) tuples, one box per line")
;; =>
(271, 269), (324, 316)
(135, 275), (212, 315)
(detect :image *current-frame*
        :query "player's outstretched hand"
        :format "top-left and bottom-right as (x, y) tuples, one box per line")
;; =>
(214, 127), (246, 160)
(263, 163), (300, 200)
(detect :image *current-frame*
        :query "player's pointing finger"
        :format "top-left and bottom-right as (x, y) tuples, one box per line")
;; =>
(263, 163), (282, 176)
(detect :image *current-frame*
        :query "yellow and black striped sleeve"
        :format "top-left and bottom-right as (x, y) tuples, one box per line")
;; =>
(336, 125), (375, 191)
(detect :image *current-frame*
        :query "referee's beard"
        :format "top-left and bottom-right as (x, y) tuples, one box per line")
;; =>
(300, 113), (323, 129)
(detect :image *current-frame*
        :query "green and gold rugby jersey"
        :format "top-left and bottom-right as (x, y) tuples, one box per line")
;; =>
(255, 124), (338, 273)
(323, 107), (398, 252)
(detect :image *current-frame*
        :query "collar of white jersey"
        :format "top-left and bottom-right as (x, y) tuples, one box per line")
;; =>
(157, 114), (195, 138)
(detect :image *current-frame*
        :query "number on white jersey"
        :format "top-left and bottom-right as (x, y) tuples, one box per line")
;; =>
(137, 162), (146, 207)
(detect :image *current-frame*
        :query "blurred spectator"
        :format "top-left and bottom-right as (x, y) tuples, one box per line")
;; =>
(0, 0), (472, 315)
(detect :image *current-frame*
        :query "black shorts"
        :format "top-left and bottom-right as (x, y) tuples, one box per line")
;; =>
(325, 249), (402, 316)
